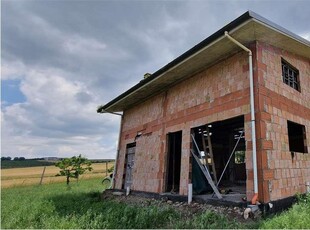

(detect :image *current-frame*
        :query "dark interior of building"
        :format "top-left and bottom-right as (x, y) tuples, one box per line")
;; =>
(166, 131), (182, 193)
(191, 116), (246, 199)
(287, 120), (308, 153)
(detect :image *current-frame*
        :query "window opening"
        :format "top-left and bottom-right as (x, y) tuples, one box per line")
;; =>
(282, 59), (300, 91)
(287, 121), (307, 153)
(235, 151), (245, 164)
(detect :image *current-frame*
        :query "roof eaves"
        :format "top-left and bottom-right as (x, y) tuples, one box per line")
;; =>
(97, 11), (254, 113)
(248, 11), (310, 46)
(97, 11), (310, 113)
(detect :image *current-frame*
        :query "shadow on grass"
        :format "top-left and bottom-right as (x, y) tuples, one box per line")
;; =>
(47, 191), (103, 216)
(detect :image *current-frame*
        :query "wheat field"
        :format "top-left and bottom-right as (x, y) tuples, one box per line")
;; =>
(1, 162), (114, 188)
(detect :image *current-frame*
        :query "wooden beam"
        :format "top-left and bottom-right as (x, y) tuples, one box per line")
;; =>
(206, 126), (218, 184)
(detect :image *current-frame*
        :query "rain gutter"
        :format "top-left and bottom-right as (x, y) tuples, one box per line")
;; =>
(224, 31), (258, 205)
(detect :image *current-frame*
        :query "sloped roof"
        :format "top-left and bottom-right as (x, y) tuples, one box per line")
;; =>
(97, 11), (310, 113)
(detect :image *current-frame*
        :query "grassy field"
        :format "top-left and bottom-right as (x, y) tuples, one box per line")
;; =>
(1, 162), (114, 188)
(1, 176), (310, 229)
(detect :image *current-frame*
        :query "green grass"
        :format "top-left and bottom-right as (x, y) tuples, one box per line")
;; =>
(1, 178), (180, 229)
(1, 178), (244, 229)
(175, 210), (246, 229)
(1, 178), (309, 229)
(260, 193), (310, 229)
(1, 160), (54, 169)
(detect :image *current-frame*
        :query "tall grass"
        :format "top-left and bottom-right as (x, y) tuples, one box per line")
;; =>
(175, 210), (245, 229)
(2, 177), (309, 229)
(1, 178), (181, 229)
(1, 178), (244, 229)
(260, 193), (310, 229)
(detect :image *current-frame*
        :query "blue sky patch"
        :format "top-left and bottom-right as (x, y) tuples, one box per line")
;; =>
(1, 79), (26, 106)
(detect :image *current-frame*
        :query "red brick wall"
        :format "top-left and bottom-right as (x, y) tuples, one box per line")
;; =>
(114, 51), (252, 195)
(255, 41), (310, 202)
(114, 41), (310, 203)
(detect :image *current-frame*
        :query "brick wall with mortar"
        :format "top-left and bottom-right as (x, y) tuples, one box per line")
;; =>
(114, 51), (254, 196)
(113, 41), (310, 203)
(253, 41), (310, 202)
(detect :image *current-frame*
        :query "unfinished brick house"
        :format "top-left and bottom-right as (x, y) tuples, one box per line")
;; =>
(98, 11), (310, 206)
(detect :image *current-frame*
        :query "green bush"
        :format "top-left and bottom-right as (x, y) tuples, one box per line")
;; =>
(107, 165), (114, 173)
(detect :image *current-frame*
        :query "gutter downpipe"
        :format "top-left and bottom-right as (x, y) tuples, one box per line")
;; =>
(111, 115), (123, 189)
(224, 31), (258, 205)
(99, 109), (123, 189)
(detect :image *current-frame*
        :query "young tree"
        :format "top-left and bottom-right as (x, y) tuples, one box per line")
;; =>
(55, 155), (92, 185)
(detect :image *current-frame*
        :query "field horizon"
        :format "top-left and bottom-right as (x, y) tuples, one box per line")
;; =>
(1, 162), (114, 188)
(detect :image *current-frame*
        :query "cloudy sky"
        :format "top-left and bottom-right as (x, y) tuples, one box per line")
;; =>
(1, 0), (310, 159)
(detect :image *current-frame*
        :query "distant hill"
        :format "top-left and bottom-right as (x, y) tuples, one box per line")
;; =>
(1, 160), (55, 169)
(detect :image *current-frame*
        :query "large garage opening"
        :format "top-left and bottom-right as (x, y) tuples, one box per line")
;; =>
(191, 116), (246, 201)
(166, 131), (182, 193)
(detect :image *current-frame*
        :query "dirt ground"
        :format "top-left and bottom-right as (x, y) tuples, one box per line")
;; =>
(101, 190), (259, 223)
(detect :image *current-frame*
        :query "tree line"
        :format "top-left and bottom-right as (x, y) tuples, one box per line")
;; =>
(1, 157), (45, 161)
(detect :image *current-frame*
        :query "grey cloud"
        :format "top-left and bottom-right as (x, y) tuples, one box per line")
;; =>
(75, 92), (93, 104)
(5, 104), (116, 139)
(2, 1), (189, 83)
(2, 0), (309, 158)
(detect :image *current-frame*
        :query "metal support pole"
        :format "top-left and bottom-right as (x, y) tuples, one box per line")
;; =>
(216, 131), (244, 187)
(188, 183), (193, 204)
(191, 134), (222, 199)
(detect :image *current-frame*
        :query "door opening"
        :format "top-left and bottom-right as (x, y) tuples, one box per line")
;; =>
(191, 116), (246, 198)
(166, 131), (182, 193)
(123, 143), (136, 189)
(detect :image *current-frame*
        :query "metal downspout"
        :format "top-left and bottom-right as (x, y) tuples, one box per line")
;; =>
(98, 109), (123, 189)
(224, 31), (258, 204)
(111, 115), (123, 189)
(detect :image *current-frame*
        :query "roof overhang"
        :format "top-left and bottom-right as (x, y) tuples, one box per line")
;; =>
(97, 11), (310, 113)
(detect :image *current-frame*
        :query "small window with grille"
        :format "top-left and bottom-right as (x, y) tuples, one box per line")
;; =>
(281, 59), (300, 92)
